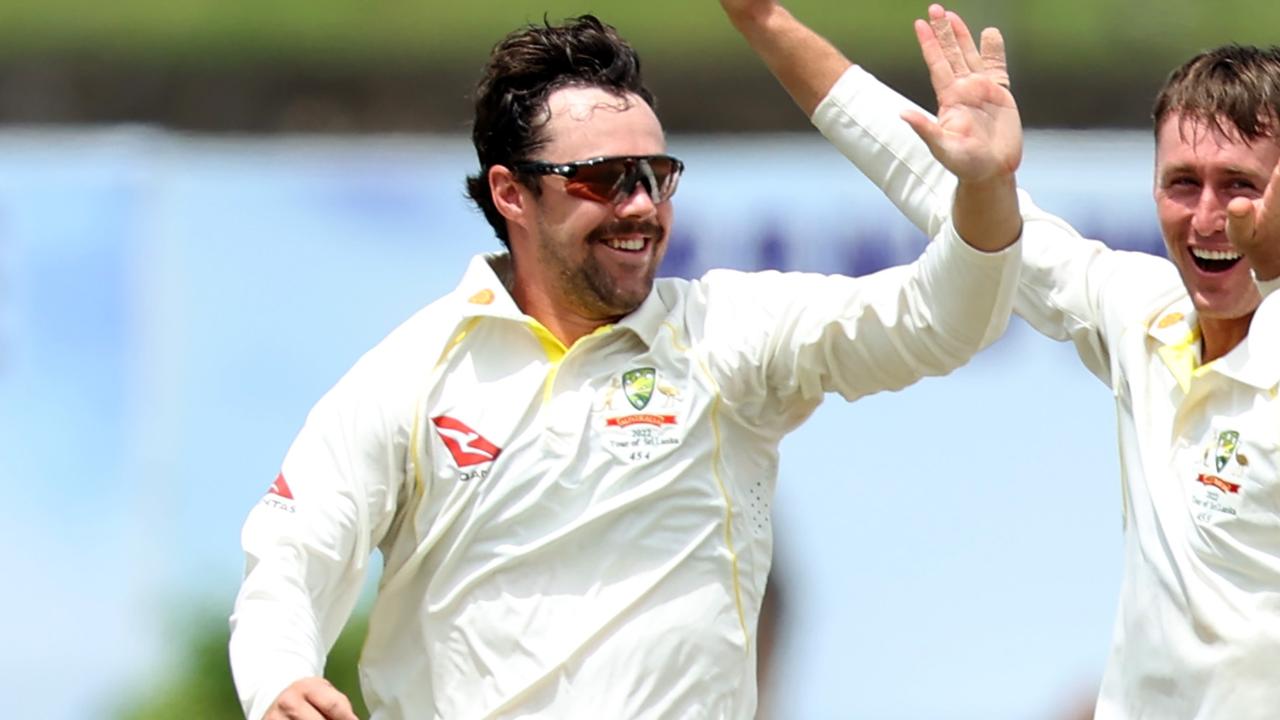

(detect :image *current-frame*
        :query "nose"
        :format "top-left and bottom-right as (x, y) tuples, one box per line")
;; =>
(1190, 186), (1225, 237)
(614, 181), (658, 217)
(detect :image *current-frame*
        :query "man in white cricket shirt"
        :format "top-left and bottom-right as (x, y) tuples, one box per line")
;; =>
(229, 11), (1025, 720)
(722, 1), (1280, 717)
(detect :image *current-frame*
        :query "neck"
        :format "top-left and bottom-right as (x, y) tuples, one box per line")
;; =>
(1199, 313), (1254, 363)
(521, 298), (610, 348)
(509, 282), (616, 348)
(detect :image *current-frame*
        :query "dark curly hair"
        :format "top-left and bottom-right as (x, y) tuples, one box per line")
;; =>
(464, 15), (656, 246)
(1153, 44), (1280, 142)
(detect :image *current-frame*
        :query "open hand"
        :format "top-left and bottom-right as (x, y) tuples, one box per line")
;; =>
(901, 4), (1022, 184)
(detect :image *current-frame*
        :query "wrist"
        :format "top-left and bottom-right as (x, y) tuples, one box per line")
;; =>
(725, 2), (787, 35)
(953, 174), (1021, 252)
(956, 170), (1017, 195)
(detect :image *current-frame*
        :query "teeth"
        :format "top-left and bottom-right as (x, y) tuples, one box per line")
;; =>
(605, 238), (645, 251)
(1191, 247), (1242, 261)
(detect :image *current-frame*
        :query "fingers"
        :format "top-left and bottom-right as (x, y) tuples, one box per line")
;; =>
(915, 17), (956, 92)
(305, 682), (358, 720)
(1258, 154), (1280, 235)
(928, 4), (968, 78)
(1227, 157), (1280, 252)
(901, 110), (948, 162)
(979, 27), (1011, 88)
(945, 10), (983, 73)
(267, 678), (359, 720)
(1226, 196), (1258, 250)
(266, 691), (328, 720)
(917, 5), (1009, 88)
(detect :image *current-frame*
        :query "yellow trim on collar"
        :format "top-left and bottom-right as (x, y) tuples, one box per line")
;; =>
(527, 320), (614, 403)
(525, 319), (568, 363)
(1156, 326), (1215, 393)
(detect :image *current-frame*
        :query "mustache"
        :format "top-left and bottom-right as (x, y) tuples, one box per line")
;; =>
(589, 219), (664, 241)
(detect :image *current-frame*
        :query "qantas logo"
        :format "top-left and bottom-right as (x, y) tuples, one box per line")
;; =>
(260, 472), (296, 513)
(432, 416), (502, 468)
(267, 473), (294, 500)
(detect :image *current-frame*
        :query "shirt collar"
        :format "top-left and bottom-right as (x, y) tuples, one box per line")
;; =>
(612, 281), (668, 348)
(1214, 291), (1280, 390)
(1148, 294), (1280, 392)
(453, 252), (524, 320)
(451, 252), (667, 348)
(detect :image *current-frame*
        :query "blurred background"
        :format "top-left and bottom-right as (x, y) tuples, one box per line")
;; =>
(3, 1), (1277, 718)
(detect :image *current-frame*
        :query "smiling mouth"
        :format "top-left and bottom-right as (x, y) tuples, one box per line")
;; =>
(1190, 247), (1243, 273)
(602, 237), (648, 252)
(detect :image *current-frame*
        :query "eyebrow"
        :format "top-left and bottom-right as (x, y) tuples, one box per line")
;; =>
(1158, 163), (1264, 180)
(1220, 165), (1263, 178)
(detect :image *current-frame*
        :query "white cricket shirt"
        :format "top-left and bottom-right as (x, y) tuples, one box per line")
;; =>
(231, 238), (1019, 719)
(818, 64), (1280, 720)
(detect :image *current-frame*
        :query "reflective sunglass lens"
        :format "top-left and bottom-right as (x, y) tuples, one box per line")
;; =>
(559, 156), (681, 205)
(567, 160), (629, 203)
(639, 158), (678, 203)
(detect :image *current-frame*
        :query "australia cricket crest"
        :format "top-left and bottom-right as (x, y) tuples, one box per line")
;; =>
(597, 366), (686, 464)
(623, 367), (656, 410)
(1190, 426), (1251, 523)
(1213, 430), (1240, 472)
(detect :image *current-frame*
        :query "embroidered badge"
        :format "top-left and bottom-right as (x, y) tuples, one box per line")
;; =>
(1189, 427), (1248, 522)
(599, 368), (685, 464)
(622, 367), (656, 410)
(1195, 473), (1241, 495)
(1213, 430), (1239, 472)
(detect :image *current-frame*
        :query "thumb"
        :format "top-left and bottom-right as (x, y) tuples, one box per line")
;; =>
(901, 109), (948, 164)
(1226, 196), (1257, 250)
(979, 27), (1010, 89)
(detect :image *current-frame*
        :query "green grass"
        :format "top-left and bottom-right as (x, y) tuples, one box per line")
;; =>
(114, 605), (370, 720)
(2, 0), (1277, 72)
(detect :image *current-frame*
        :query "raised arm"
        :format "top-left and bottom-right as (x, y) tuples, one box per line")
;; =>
(901, 6), (1021, 252)
(718, 0), (851, 116)
(724, 2), (1166, 383)
(721, 0), (948, 234)
(722, 2), (1021, 252)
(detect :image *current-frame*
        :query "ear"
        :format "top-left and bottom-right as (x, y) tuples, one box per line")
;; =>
(490, 165), (532, 225)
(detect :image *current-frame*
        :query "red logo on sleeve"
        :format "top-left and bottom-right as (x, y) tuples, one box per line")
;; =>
(432, 416), (502, 467)
(267, 473), (294, 499)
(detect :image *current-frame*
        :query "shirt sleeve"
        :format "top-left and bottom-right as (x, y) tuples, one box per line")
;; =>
(229, 353), (411, 720)
(699, 220), (1019, 428)
(809, 64), (1180, 388)
(1004, 192), (1181, 386)
(790, 221), (1021, 402)
(810, 64), (957, 240)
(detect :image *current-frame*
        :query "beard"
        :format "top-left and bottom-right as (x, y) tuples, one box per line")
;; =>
(538, 217), (665, 319)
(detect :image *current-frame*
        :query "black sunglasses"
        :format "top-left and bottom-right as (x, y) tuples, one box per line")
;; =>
(512, 154), (684, 205)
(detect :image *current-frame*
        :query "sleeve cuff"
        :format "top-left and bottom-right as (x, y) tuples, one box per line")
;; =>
(927, 220), (1021, 348)
(938, 217), (1023, 260)
(810, 65), (876, 129)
